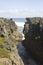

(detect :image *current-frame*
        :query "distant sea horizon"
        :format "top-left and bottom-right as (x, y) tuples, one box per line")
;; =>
(13, 18), (25, 27)
(13, 18), (26, 33)
(13, 18), (26, 22)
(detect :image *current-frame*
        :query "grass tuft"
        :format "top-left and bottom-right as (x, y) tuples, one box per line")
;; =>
(0, 48), (10, 58)
(0, 37), (4, 44)
(0, 63), (4, 65)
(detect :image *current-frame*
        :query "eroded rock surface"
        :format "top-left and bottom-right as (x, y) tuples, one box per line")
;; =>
(0, 18), (24, 65)
(23, 17), (43, 64)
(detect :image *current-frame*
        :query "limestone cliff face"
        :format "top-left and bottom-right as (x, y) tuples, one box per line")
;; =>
(23, 17), (43, 64)
(0, 18), (24, 65)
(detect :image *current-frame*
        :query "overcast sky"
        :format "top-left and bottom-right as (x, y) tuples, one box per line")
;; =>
(0, 0), (43, 18)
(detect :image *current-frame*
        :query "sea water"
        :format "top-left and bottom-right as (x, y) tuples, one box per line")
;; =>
(13, 18), (25, 33)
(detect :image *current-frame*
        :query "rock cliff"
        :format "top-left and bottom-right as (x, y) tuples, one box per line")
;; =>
(23, 17), (43, 64)
(0, 18), (24, 65)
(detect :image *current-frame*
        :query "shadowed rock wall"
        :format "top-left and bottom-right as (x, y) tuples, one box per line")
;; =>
(23, 17), (43, 64)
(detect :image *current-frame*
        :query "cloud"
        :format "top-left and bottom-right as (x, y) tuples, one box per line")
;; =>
(0, 9), (18, 13)
(0, 9), (43, 17)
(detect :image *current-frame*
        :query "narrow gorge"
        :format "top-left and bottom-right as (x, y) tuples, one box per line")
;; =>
(0, 17), (43, 65)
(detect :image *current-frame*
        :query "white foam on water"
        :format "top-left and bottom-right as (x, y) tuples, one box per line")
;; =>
(15, 22), (25, 27)
(15, 21), (25, 40)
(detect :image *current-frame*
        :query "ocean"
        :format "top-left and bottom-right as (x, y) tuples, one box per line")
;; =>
(13, 18), (26, 22)
(13, 18), (26, 33)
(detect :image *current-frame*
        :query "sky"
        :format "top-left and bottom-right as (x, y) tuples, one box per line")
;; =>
(0, 0), (43, 18)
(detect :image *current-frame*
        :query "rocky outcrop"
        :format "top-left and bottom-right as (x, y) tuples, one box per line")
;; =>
(0, 18), (24, 65)
(0, 58), (12, 65)
(23, 17), (43, 64)
(12, 31), (23, 41)
(0, 18), (17, 37)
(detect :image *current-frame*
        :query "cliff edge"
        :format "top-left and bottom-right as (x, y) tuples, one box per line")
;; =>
(0, 18), (24, 65)
(23, 17), (43, 64)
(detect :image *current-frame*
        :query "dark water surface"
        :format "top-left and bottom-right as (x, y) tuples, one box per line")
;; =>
(17, 42), (38, 65)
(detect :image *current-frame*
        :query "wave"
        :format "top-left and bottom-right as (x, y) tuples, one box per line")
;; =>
(15, 22), (25, 27)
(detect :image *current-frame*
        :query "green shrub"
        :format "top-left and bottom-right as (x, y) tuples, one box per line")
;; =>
(0, 37), (4, 44)
(0, 48), (10, 58)
(0, 63), (4, 65)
